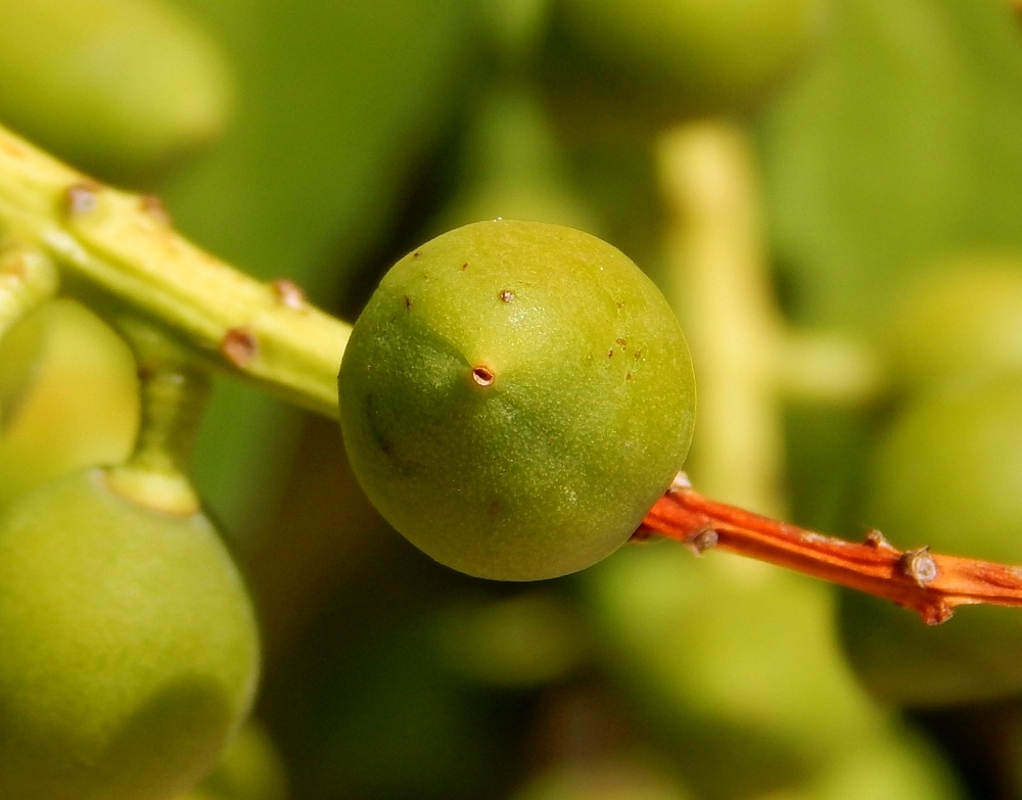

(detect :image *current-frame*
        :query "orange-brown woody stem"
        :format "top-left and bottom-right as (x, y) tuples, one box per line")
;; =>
(638, 474), (1022, 626)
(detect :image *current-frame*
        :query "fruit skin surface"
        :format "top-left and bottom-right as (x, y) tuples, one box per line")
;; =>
(0, 468), (260, 800)
(339, 220), (695, 581)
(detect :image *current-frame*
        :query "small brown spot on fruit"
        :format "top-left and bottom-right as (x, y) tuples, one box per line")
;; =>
(413, 250), (422, 258)
(221, 327), (258, 368)
(461, 262), (469, 270)
(472, 365), (495, 387)
(272, 279), (305, 309)
(616, 338), (627, 347)
(65, 182), (100, 216)
(499, 289), (515, 303)
(403, 295), (413, 310)
(634, 350), (642, 359)
(607, 349), (614, 358)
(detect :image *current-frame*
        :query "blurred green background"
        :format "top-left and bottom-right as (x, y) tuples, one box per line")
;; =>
(7, 0), (1022, 798)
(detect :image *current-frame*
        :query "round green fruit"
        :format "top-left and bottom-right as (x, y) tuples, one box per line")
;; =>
(0, 468), (260, 800)
(840, 374), (1022, 706)
(338, 220), (695, 581)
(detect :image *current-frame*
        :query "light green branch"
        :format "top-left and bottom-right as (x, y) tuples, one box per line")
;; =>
(0, 124), (351, 419)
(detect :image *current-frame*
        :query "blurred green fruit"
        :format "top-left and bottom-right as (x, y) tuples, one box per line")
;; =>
(880, 258), (1022, 391)
(841, 373), (1022, 706)
(339, 220), (695, 581)
(584, 540), (882, 798)
(432, 590), (588, 686)
(792, 726), (964, 800)
(0, 468), (260, 800)
(0, 299), (139, 515)
(434, 86), (598, 234)
(513, 756), (693, 800)
(0, 0), (233, 182)
(189, 720), (287, 800)
(543, 0), (827, 132)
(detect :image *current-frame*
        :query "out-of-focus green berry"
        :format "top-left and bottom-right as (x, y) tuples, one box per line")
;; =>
(880, 259), (1022, 391)
(0, 299), (139, 515)
(841, 374), (1022, 706)
(339, 220), (695, 581)
(543, 0), (827, 132)
(0, 0), (233, 182)
(0, 468), (260, 799)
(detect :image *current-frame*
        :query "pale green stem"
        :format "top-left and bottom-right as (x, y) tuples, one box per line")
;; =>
(105, 320), (209, 516)
(0, 124), (350, 419)
(658, 120), (788, 518)
(658, 121), (885, 517)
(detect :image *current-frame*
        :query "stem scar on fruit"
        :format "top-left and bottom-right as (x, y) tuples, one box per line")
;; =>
(472, 365), (496, 387)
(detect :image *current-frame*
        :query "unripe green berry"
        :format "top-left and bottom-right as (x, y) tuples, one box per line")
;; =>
(840, 374), (1022, 706)
(339, 220), (695, 581)
(0, 468), (260, 800)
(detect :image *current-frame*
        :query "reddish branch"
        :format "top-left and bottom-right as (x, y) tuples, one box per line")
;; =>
(637, 474), (1022, 626)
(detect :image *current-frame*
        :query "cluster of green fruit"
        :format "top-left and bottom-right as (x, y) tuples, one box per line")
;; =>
(6, 0), (1022, 799)
(0, 2), (259, 798)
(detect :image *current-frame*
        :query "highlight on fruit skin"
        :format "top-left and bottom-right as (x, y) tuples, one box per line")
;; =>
(339, 219), (696, 581)
(0, 467), (260, 800)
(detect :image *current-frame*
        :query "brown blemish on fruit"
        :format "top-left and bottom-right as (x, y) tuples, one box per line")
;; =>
(607, 349), (614, 358)
(487, 500), (501, 517)
(625, 372), (632, 381)
(403, 295), (413, 310)
(221, 327), (258, 368)
(64, 182), (100, 216)
(413, 250), (422, 258)
(472, 365), (495, 387)
(616, 338), (627, 347)
(499, 289), (515, 303)
(272, 279), (305, 309)
(634, 350), (642, 359)
(461, 262), (469, 270)
(139, 195), (171, 225)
